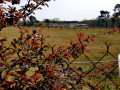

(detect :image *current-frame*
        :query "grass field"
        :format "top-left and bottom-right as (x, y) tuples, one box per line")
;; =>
(1, 27), (120, 60)
(1, 27), (120, 89)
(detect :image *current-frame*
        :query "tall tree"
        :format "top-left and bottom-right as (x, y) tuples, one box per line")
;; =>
(29, 16), (38, 26)
(113, 4), (120, 28)
(99, 10), (110, 28)
(44, 19), (50, 27)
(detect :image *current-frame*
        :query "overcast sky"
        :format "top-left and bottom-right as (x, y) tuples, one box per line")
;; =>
(10, 0), (120, 21)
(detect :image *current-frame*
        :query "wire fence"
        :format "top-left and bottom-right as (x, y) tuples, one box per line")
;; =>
(0, 60), (118, 69)
(0, 29), (120, 89)
(0, 44), (119, 89)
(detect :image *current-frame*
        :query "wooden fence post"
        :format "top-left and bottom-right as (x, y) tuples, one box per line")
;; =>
(118, 54), (120, 78)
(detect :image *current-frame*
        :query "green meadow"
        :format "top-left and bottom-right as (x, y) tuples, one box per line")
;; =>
(1, 27), (120, 60)
(1, 27), (120, 88)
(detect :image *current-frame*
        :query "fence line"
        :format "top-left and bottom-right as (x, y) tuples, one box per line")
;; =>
(0, 60), (118, 70)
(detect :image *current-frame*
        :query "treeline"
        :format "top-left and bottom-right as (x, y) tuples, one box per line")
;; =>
(18, 17), (120, 28)
(17, 17), (82, 27)
(74, 4), (120, 28)
(79, 18), (119, 28)
(17, 16), (45, 27)
(17, 4), (120, 29)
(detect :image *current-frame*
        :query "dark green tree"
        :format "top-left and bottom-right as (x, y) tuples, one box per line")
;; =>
(98, 10), (110, 28)
(29, 16), (38, 26)
(44, 19), (50, 27)
(113, 4), (120, 27)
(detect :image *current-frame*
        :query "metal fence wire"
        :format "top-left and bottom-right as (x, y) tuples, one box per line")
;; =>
(0, 43), (120, 90)
(49, 43), (119, 90)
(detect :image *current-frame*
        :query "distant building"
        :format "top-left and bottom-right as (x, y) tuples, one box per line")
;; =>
(75, 24), (88, 27)
(69, 24), (88, 27)
(52, 18), (60, 21)
(48, 23), (88, 28)
(49, 23), (70, 27)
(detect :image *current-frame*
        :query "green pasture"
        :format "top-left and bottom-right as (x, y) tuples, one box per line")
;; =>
(1, 27), (120, 60)
(1, 27), (120, 89)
